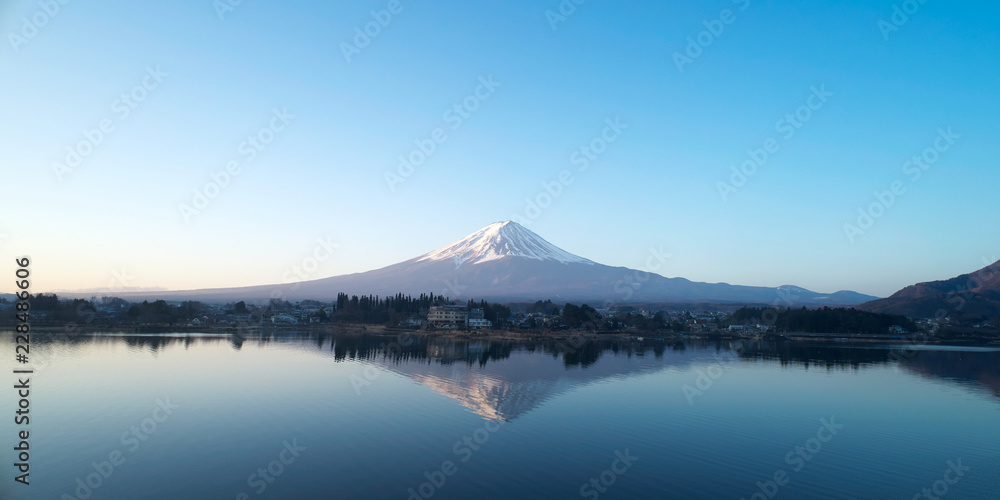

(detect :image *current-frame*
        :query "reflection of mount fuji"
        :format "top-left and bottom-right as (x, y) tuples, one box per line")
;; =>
(329, 335), (732, 421)
(402, 370), (571, 422)
(368, 342), (703, 421)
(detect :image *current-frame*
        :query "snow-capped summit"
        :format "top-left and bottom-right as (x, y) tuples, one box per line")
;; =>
(416, 221), (595, 266)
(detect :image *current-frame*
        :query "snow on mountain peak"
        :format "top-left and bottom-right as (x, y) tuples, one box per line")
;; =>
(416, 221), (594, 266)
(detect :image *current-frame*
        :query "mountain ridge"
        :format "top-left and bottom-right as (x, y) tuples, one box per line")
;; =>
(859, 259), (1000, 319)
(78, 221), (878, 305)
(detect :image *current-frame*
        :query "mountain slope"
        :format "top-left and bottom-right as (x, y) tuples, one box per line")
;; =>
(859, 260), (1000, 319)
(106, 221), (878, 305)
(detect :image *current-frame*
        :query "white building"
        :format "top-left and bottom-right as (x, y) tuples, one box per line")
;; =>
(271, 313), (298, 325)
(428, 305), (469, 327)
(468, 318), (492, 330)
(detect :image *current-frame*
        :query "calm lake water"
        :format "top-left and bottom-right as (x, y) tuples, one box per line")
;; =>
(1, 331), (999, 499)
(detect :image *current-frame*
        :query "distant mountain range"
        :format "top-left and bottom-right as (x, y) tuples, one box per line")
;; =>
(96, 221), (877, 306)
(859, 259), (1000, 320)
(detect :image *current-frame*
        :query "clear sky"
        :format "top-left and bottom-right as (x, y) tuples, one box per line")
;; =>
(1, 0), (997, 298)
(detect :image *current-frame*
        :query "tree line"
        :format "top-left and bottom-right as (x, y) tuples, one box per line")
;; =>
(732, 306), (917, 334)
(0, 292), (513, 327)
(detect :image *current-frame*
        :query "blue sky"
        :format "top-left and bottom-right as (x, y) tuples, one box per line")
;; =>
(1, 0), (997, 298)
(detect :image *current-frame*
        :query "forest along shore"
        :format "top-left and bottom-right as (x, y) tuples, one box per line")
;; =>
(8, 323), (1000, 346)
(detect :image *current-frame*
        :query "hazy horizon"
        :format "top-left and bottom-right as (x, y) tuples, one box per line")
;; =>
(17, 218), (997, 300)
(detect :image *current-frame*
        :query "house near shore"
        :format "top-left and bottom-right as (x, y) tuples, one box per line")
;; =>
(427, 305), (492, 329)
(271, 313), (298, 325)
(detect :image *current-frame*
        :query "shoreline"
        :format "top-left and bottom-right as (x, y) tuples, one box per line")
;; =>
(6, 323), (999, 346)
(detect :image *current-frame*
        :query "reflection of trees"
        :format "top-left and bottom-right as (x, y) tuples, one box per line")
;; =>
(11, 332), (1000, 402)
(732, 341), (1000, 399)
(17, 333), (909, 370)
(899, 349), (1000, 398)
(566, 342), (605, 367)
(735, 341), (895, 370)
(26, 332), (188, 352)
(20, 331), (681, 368)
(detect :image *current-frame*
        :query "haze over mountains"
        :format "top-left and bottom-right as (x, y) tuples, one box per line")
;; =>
(860, 259), (1000, 320)
(100, 221), (877, 306)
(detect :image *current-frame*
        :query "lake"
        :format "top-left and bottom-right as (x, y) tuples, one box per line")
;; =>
(1, 331), (998, 499)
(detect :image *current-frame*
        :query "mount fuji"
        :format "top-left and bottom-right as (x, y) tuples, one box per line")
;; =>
(113, 221), (877, 305)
